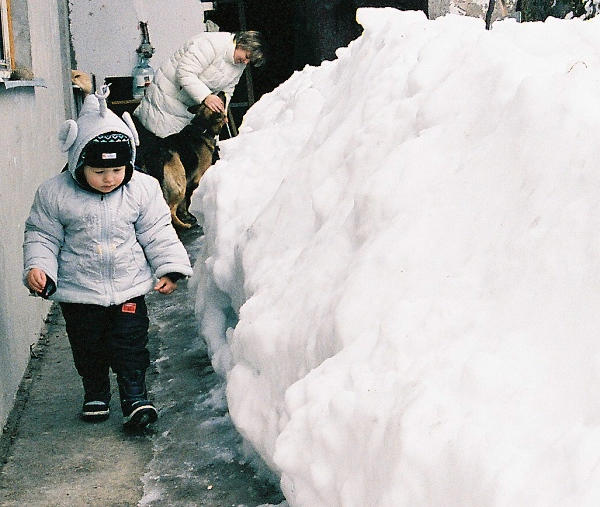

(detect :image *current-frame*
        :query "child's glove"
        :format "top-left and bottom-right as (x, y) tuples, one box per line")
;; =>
(27, 268), (56, 298)
(40, 277), (56, 299)
(165, 272), (185, 283)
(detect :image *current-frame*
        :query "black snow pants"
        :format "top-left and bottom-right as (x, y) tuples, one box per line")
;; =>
(59, 296), (150, 402)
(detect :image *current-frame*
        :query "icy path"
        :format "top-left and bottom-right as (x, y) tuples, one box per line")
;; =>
(139, 227), (284, 506)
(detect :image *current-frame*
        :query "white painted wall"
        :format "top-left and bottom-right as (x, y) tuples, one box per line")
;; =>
(0, 0), (73, 429)
(69, 0), (212, 85)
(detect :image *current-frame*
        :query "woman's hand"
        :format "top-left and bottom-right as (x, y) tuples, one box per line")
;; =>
(27, 268), (47, 294)
(203, 94), (225, 113)
(154, 276), (178, 295)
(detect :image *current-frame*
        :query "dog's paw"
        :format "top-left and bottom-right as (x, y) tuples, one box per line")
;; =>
(174, 221), (193, 230)
(176, 210), (198, 225)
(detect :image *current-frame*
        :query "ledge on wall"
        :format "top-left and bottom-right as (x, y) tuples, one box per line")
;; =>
(0, 78), (47, 89)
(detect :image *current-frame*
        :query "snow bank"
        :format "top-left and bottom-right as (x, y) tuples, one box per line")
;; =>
(191, 8), (600, 506)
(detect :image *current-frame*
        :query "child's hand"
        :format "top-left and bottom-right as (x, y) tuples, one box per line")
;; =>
(27, 268), (47, 294)
(154, 276), (177, 295)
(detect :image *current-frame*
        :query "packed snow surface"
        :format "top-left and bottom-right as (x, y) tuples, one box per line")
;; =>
(190, 8), (600, 506)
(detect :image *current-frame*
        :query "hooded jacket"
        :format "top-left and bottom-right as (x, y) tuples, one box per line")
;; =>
(23, 89), (193, 306)
(134, 31), (245, 138)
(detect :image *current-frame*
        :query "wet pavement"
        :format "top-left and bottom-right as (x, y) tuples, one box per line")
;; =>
(0, 225), (284, 506)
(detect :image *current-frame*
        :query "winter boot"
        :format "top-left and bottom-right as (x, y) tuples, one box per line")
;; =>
(117, 369), (157, 430)
(81, 376), (111, 422)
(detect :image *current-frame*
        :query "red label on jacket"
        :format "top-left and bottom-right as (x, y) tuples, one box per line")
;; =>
(122, 302), (137, 313)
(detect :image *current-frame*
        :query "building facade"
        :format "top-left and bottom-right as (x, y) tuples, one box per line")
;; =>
(0, 0), (74, 429)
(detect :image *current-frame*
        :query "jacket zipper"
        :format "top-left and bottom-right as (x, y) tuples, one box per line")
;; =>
(100, 194), (115, 304)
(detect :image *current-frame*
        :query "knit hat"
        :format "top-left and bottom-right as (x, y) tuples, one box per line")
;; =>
(82, 132), (132, 168)
(58, 85), (139, 182)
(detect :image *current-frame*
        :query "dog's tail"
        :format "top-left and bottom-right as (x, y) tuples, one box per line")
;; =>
(140, 145), (176, 185)
(143, 156), (164, 183)
(133, 116), (168, 183)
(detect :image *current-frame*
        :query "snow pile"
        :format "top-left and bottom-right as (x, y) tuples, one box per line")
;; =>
(190, 8), (600, 506)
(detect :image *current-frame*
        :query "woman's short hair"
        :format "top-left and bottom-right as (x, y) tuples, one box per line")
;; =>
(234, 31), (266, 68)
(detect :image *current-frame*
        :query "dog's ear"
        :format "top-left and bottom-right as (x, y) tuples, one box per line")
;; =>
(188, 104), (203, 115)
(217, 91), (226, 103)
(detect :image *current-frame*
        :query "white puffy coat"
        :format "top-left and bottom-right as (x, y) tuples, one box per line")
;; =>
(134, 32), (245, 138)
(23, 170), (193, 306)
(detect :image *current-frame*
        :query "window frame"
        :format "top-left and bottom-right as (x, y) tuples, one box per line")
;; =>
(0, 0), (14, 79)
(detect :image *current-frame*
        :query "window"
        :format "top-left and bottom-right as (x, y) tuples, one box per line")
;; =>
(0, 0), (13, 78)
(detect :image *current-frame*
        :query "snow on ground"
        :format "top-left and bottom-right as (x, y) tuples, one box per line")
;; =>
(189, 8), (600, 506)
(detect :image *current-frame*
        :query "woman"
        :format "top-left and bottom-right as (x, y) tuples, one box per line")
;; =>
(134, 30), (266, 139)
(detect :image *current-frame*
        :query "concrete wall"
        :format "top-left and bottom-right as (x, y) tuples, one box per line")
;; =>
(68, 0), (212, 86)
(0, 0), (73, 429)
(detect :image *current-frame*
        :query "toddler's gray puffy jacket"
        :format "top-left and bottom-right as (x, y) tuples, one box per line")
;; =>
(23, 170), (193, 306)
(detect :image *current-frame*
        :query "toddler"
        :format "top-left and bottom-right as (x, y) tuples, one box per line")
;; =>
(23, 86), (193, 430)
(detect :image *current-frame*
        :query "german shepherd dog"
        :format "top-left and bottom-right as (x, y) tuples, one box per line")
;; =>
(137, 91), (227, 230)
